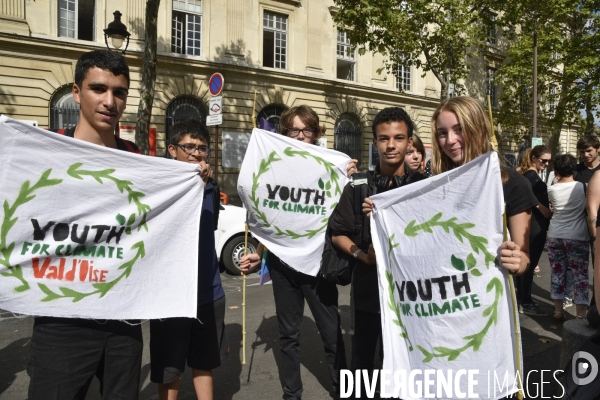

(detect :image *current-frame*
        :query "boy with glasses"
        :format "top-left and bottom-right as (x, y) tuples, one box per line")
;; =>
(150, 120), (228, 400)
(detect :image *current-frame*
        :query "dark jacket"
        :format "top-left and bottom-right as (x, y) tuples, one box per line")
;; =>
(330, 164), (427, 313)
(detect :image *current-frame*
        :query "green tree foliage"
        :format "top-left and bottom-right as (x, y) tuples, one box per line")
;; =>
(332, 0), (488, 99)
(494, 0), (600, 154)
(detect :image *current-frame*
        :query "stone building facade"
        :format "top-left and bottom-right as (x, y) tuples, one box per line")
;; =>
(0, 0), (576, 197)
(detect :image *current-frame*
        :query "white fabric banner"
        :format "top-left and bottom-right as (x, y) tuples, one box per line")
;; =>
(0, 117), (203, 320)
(371, 152), (521, 399)
(237, 128), (350, 276)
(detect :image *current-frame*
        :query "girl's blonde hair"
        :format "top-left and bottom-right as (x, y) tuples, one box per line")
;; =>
(430, 96), (492, 175)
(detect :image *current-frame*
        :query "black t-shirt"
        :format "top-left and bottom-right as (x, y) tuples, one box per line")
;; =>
(522, 170), (550, 233)
(503, 168), (539, 219)
(330, 166), (427, 313)
(574, 162), (600, 184)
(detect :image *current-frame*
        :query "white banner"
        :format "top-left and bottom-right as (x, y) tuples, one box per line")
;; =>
(237, 129), (350, 276)
(0, 117), (203, 320)
(371, 152), (521, 399)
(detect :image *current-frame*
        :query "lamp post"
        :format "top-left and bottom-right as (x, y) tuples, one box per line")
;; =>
(103, 11), (131, 54)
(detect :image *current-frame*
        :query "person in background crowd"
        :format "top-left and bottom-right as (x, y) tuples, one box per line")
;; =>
(547, 154), (590, 322)
(429, 96), (537, 277)
(239, 105), (357, 400)
(517, 145), (553, 316)
(560, 135), (600, 309)
(574, 135), (600, 183)
(404, 133), (426, 173)
(586, 170), (600, 323)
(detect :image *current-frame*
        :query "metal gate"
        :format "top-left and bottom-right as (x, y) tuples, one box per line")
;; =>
(257, 104), (286, 133)
(165, 96), (208, 152)
(334, 113), (362, 164)
(50, 104), (80, 130)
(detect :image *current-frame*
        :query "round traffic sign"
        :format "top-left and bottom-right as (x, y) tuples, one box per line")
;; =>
(209, 73), (224, 96)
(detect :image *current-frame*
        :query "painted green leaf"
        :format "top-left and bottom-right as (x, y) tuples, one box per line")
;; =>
(450, 255), (465, 271)
(125, 227), (132, 235)
(466, 253), (476, 270)
(326, 191), (331, 198)
(471, 268), (482, 277)
(127, 213), (136, 226)
(326, 180), (332, 190)
(116, 213), (126, 225)
(318, 178), (325, 189)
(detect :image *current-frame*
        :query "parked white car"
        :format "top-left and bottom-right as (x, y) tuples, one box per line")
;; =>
(215, 203), (258, 275)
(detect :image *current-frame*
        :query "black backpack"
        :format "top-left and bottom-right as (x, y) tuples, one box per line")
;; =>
(319, 173), (369, 285)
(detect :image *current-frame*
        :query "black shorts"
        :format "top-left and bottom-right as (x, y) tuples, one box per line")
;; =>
(149, 295), (228, 384)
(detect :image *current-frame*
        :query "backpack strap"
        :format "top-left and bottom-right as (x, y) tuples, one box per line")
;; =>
(351, 173), (369, 244)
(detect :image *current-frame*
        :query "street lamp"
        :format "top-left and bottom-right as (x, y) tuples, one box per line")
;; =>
(103, 11), (130, 54)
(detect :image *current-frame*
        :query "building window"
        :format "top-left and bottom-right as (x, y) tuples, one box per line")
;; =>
(165, 96), (207, 156)
(486, 14), (497, 45)
(548, 84), (557, 117)
(50, 85), (80, 130)
(334, 113), (362, 165)
(336, 30), (355, 81)
(486, 67), (497, 108)
(172, 0), (202, 56)
(396, 63), (411, 92)
(263, 11), (287, 69)
(257, 104), (287, 133)
(58, 0), (95, 41)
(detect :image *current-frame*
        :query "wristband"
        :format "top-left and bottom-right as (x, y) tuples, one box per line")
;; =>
(353, 249), (363, 258)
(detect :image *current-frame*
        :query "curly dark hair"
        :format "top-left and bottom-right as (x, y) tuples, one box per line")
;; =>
(553, 154), (577, 178)
(372, 107), (414, 138)
(75, 50), (130, 88)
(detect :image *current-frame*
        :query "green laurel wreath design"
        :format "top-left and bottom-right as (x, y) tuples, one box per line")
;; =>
(0, 164), (150, 302)
(385, 234), (413, 351)
(249, 147), (342, 239)
(384, 212), (502, 362)
(0, 169), (63, 292)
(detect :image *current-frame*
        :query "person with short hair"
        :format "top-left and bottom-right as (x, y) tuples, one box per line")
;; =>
(547, 154), (590, 321)
(149, 119), (227, 400)
(404, 133), (426, 173)
(575, 135), (600, 183)
(240, 105), (356, 400)
(27, 50), (143, 400)
(332, 107), (427, 397)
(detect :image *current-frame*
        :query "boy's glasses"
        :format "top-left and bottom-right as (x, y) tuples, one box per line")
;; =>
(286, 128), (316, 138)
(176, 144), (211, 156)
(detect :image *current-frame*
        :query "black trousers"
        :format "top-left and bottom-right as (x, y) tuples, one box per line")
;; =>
(28, 317), (143, 400)
(350, 309), (383, 399)
(269, 255), (347, 398)
(516, 229), (547, 306)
